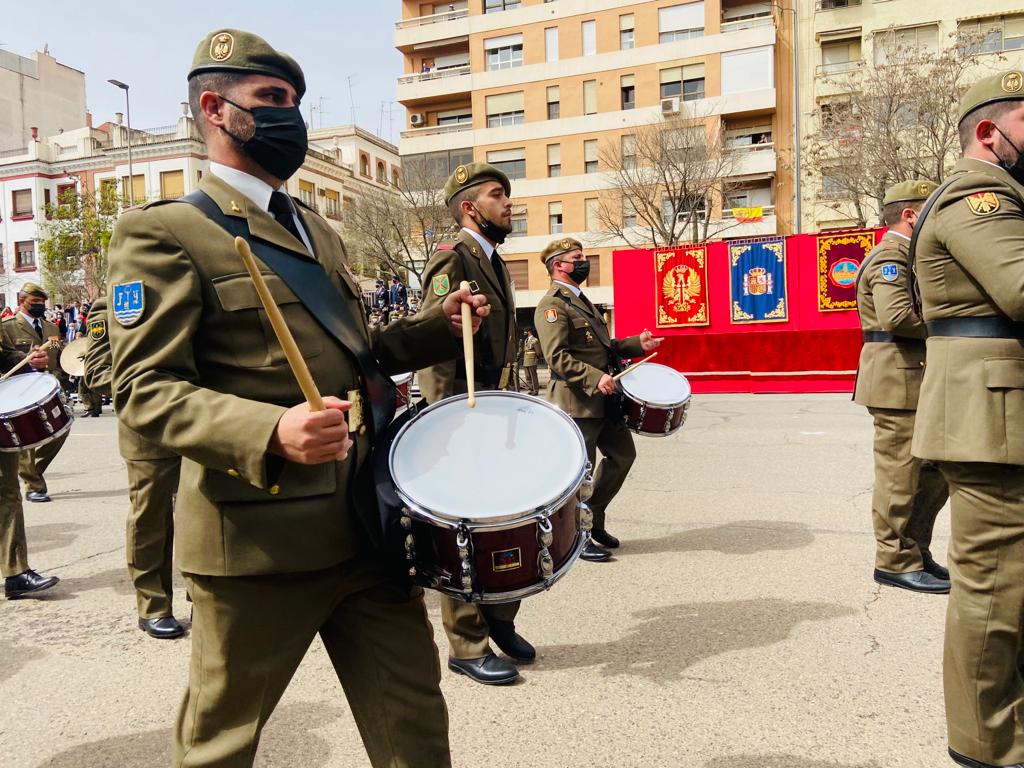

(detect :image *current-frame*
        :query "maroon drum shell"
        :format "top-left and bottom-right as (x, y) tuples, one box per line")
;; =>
(0, 388), (72, 451)
(623, 398), (688, 436)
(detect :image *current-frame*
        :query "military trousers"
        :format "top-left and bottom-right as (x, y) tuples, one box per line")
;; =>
(867, 407), (948, 572)
(174, 560), (450, 768)
(126, 457), (180, 619)
(523, 365), (539, 395)
(18, 432), (67, 494)
(576, 418), (637, 532)
(0, 452), (29, 577)
(936, 461), (1024, 766)
(442, 597), (521, 660)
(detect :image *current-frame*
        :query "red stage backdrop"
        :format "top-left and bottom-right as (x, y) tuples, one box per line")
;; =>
(611, 229), (884, 394)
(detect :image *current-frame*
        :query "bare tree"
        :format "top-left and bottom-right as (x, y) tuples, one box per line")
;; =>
(595, 112), (742, 248)
(805, 30), (1003, 226)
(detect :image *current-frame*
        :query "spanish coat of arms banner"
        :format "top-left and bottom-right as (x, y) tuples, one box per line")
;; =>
(728, 237), (787, 324)
(816, 231), (876, 312)
(654, 245), (709, 328)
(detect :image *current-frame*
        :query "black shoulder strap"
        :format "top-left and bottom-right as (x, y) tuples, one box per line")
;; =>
(908, 177), (958, 316)
(180, 190), (395, 436)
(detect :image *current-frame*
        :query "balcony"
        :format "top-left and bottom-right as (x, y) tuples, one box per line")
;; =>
(816, 60), (861, 76)
(395, 9), (470, 50)
(725, 143), (778, 176)
(815, 0), (861, 9)
(395, 8), (468, 30)
(721, 15), (774, 33)
(400, 122), (473, 140)
(398, 64), (470, 86)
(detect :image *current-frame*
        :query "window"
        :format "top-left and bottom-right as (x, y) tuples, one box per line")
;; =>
(582, 20), (597, 56)
(659, 3), (705, 43)
(620, 14), (635, 49)
(725, 126), (773, 148)
(434, 52), (469, 71)
(873, 25), (938, 66)
(324, 189), (341, 219)
(620, 74), (636, 110)
(159, 170), (184, 200)
(56, 182), (76, 220)
(584, 140), (599, 174)
(545, 27), (559, 62)
(622, 198), (637, 228)
(486, 147), (526, 180)
(663, 195), (707, 227)
(437, 108), (472, 126)
(722, 47), (774, 93)
(99, 179), (118, 214)
(660, 64), (705, 100)
(485, 33), (524, 71)
(403, 148), (473, 188)
(586, 255), (601, 287)
(120, 174), (145, 204)
(549, 202), (563, 234)
(392, 168), (401, 187)
(15, 241), (35, 270)
(547, 144), (561, 177)
(12, 189), (32, 218)
(360, 153), (370, 177)
(584, 198), (599, 231)
(506, 259), (529, 289)
(486, 91), (525, 127)
(547, 86), (560, 120)
(959, 15), (1024, 54)
(375, 162), (386, 183)
(484, 0), (520, 12)
(822, 174), (845, 198)
(510, 205), (528, 237)
(298, 179), (314, 207)
(583, 79), (597, 115)
(622, 134), (637, 170)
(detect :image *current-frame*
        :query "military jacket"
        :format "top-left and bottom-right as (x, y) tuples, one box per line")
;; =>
(535, 283), (644, 418)
(417, 229), (517, 402)
(523, 335), (540, 366)
(0, 314), (64, 380)
(106, 173), (458, 576)
(912, 157), (1024, 464)
(853, 231), (927, 410)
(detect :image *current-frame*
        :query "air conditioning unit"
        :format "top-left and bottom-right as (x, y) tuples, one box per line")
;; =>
(410, 113), (426, 127)
(661, 97), (681, 116)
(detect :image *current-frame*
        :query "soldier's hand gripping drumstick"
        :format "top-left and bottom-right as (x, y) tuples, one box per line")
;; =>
(597, 330), (664, 395)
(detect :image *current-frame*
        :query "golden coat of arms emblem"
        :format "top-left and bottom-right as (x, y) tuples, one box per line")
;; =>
(662, 264), (702, 313)
(211, 33), (235, 62)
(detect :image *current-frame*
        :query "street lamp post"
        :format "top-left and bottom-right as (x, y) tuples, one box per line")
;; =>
(108, 79), (134, 207)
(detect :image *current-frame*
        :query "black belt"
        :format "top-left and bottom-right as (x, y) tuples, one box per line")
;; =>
(926, 317), (1024, 339)
(861, 331), (922, 344)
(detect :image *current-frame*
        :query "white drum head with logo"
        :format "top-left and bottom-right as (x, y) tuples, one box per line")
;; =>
(619, 363), (691, 407)
(0, 373), (60, 414)
(390, 392), (586, 523)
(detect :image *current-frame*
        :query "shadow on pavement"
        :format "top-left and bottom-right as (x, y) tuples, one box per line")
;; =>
(50, 567), (134, 600)
(705, 756), (881, 768)
(25, 522), (89, 554)
(626, 520), (815, 556)
(0, 637), (46, 683)
(51, 487), (129, 501)
(32, 702), (346, 768)
(536, 598), (856, 682)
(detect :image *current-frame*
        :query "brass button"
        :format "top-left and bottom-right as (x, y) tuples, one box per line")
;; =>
(359, 424), (367, 435)
(269, 484), (281, 496)
(227, 468), (240, 479)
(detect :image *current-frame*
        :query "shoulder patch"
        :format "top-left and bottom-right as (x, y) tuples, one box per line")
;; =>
(880, 263), (900, 282)
(112, 281), (145, 327)
(545, 308), (558, 323)
(965, 191), (1000, 216)
(431, 274), (451, 297)
(89, 317), (107, 341)
(436, 243), (455, 251)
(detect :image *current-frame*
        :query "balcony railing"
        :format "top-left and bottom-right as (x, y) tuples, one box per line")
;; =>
(816, 0), (861, 9)
(395, 9), (468, 29)
(816, 60), (862, 76)
(401, 122), (473, 139)
(0, 146), (29, 159)
(721, 15), (773, 32)
(722, 204), (776, 219)
(398, 64), (471, 85)
(725, 141), (775, 153)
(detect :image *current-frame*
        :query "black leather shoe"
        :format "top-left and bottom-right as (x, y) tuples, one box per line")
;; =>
(138, 616), (186, 639)
(5, 569), (59, 599)
(580, 541), (613, 562)
(923, 551), (950, 581)
(447, 654), (519, 685)
(25, 491), (51, 503)
(874, 568), (950, 594)
(489, 619), (536, 662)
(949, 747), (1024, 768)
(591, 529), (620, 549)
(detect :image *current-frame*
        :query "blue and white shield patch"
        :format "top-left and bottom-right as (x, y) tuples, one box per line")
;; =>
(881, 263), (900, 282)
(112, 281), (145, 326)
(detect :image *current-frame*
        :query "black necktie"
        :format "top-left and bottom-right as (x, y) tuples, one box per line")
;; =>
(489, 251), (506, 297)
(268, 191), (302, 244)
(33, 319), (42, 337)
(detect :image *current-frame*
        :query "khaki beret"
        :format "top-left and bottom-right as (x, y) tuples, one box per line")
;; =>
(444, 162), (511, 205)
(539, 237), (584, 266)
(188, 29), (306, 99)
(883, 179), (937, 206)
(20, 282), (47, 299)
(958, 71), (1024, 124)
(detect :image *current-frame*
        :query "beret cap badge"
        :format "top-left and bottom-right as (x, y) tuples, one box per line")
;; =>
(1002, 72), (1023, 94)
(210, 32), (234, 62)
(454, 165), (469, 185)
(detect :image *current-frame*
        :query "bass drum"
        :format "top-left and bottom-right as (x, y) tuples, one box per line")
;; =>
(0, 373), (74, 452)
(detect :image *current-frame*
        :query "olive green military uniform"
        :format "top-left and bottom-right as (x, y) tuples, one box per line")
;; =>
(0, 306), (69, 496)
(83, 296), (182, 620)
(534, 238), (644, 534)
(522, 333), (541, 395)
(0, 335), (29, 577)
(854, 181), (948, 575)
(911, 72), (1024, 766)
(418, 163), (522, 662)
(107, 29), (455, 768)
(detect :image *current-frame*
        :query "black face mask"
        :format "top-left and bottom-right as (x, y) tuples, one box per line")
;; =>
(470, 205), (511, 246)
(562, 260), (591, 284)
(27, 304), (46, 319)
(993, 125), (1024, 185)
(219, 96), (308, 181)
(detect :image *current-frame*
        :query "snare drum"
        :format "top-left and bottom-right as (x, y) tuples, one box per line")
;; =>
(389, 391), (593, 603)
(391, 372), (413, 410)
(619, 363), (692, 437)
(0, 373), (73, 452)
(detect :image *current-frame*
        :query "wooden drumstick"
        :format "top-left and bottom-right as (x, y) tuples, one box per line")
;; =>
(612, 351), (658, 382)
(459, 280), (475, 408)
(1, 339), (57, 381)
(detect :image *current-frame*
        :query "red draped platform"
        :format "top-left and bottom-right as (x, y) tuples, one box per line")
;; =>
(611, 230), (885, 394)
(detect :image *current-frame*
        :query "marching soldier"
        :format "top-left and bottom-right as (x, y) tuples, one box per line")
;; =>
(106, 28), (488, 767)
(534, 238), (662, 559)
(418, 162), (529, 687)
(911, 71), (1024, 768)
(522, 328), (541, 396)
(854, 180), (950, 594)
(82, 296), (185, 639)
(1, 283), (68, 502)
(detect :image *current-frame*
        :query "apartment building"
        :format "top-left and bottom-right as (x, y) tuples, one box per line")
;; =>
(395, 0), (797, 315)
(0, 47), (86, 153)
(799, 0), (1024, 232)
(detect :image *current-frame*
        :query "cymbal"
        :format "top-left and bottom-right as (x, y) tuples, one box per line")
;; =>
(60, 337), (89, 377)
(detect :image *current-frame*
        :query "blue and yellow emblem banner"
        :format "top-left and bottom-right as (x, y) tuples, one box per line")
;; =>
(728, 237), (787, 324)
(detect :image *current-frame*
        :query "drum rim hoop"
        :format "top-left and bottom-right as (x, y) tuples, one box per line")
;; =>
(0, 373), (64, 417)
(619, 364), (691, 407)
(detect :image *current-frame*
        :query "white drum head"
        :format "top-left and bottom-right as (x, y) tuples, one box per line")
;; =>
(390, 392), (586, 523)
(619, 363), (691, 407)
(391, 372), (413, 386)
(0, 373), (60, 412)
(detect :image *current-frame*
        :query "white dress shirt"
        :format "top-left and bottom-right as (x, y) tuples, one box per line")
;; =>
(209, 162), (314, 254)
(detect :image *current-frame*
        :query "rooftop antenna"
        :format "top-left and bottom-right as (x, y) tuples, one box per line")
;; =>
(346, 76), (356, 125)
